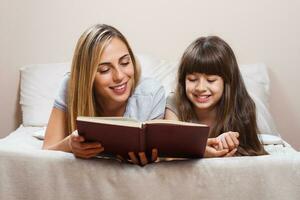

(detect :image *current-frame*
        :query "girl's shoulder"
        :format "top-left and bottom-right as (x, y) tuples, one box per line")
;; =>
(165, 92), (178, 115)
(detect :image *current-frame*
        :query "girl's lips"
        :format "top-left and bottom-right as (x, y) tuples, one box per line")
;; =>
(193, 94), (211, 103)
(110, 82), (127, 95)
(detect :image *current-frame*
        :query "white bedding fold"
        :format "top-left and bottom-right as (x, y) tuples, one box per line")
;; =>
(0, 126), (299, 200)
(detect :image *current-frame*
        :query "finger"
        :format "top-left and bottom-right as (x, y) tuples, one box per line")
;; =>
(230, 132), (239, 147)
(128, 152), (139, 164)
(225, 135), (235, 150)
(76, 142), (102, 150)
(225, 148), (237, 157)
(116, 155), (125, 163)
(80, 152), (101, 159)
(214, 149), (230, 157)
(72, 135), (85, 142)
(218, 139), (223, 150)
(204, 146), (228, 158)
(207, 138), (221, 150)
(151, 148), (158, 162)
(233, 131), (239, 138)
(206, 138), (219, 146)
(71, 131), (85, 142)
(138, 152), (148, 166)
(73, 147), (104, 157)
(221, 137), (228, 149)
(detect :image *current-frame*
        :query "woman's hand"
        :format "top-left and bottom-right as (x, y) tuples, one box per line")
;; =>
(216, 131), (239, 151)
(69, 131), (104, 159)
(127, 148), (158, 166)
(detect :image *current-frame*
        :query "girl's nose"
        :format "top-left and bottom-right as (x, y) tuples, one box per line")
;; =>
(195, 79), (207, 92)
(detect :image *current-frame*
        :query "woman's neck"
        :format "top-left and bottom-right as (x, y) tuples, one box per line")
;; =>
(96, 100), (127, 117)
(194, 107), (217, 127)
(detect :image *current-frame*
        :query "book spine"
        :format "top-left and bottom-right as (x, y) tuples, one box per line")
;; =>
(140, 123), (146, 152)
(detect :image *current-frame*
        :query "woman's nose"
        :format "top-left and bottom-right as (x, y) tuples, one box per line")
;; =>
(112, 67), (125, 82)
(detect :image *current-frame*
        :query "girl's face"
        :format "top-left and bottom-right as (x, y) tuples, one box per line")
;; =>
(94, 37), (134, 106)
(185, 73), (224, 112)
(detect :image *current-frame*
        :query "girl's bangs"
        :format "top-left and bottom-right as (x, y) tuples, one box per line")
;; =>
(184, 49), (225, 78)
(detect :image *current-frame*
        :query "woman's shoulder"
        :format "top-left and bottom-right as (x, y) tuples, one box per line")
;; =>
(132, 77), (164, 96)
(53, 73), (70, 112)
(58, 72), (71, 87)
(125, 77), (166, 121)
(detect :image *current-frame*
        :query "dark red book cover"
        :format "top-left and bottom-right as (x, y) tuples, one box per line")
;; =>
(76, 117), (209, 159)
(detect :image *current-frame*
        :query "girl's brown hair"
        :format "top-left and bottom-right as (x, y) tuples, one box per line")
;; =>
(175, 36), (267, 156)
(67, 24), (140, 134)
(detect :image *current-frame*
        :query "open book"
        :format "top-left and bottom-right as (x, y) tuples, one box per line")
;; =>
(76, 116), (209, 158)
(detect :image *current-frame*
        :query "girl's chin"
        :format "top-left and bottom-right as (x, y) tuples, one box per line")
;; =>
(193, 102), (213, 110)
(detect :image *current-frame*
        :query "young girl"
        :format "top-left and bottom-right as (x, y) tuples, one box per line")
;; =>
(165, 36), (267, 157)
(42, 24), (165, 165)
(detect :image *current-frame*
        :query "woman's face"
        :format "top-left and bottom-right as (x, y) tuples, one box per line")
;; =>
(94, 37), (134, 106)
(185, 73), (224, 112)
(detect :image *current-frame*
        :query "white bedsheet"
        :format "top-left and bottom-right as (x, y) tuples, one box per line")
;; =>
(0, 126), (300, 200)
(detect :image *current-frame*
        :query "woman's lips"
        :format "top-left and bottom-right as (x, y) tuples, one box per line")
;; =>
(110, 82), (127, 95)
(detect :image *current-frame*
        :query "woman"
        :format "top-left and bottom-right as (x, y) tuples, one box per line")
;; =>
(43, 24), (165, 165)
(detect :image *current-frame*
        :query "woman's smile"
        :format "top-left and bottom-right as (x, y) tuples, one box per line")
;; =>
(110, 81), (128, 95)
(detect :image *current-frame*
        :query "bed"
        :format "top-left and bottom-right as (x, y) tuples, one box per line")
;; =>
(0, 54), (299, 200)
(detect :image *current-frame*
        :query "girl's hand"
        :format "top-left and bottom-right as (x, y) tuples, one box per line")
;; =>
(127, 148), (158, 166)
(217, 131), (239, 151)
(205, 138), (238, 158)
(69, 130), (104, 159)
(204, 138), (229, 157)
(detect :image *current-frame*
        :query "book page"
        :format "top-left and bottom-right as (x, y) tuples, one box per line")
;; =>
(144, 119), (207, 127)
(77, 116), (142, 128)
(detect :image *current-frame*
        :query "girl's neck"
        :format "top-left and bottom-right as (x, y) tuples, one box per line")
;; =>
(194, 107), (217, 127)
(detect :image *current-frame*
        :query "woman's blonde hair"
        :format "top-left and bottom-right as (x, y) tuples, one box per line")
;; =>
(67, 24), (140, 133)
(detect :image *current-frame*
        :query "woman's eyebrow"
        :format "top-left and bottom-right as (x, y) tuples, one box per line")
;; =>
(119, 54), (130, 60)
(98, 62), (111, 66)
(99, 54), (130, 66)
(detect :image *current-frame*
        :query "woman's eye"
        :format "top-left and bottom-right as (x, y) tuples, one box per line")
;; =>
(120, 62), (129, 66)
(97, 66), (110, 73)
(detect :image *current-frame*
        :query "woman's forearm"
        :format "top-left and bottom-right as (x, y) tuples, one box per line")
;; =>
(43, 135), (72, 153)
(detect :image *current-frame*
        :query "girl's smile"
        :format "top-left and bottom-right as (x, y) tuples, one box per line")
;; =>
(192, 94), (211, 103)
(185, 73), (224, 112)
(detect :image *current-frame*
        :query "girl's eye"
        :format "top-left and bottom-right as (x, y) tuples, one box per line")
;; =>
(187, 78), (197, 82)
(207, 79), (216, 83)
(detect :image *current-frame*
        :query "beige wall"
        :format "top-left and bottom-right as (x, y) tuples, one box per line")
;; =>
(0, 0), (299, 150)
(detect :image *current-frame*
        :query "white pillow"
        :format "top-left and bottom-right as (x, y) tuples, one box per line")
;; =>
(20, 55), (279, 137)
(239, 63), (279, 136)
(20, 63), (70, 126)
(137, 54), (178, 94)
